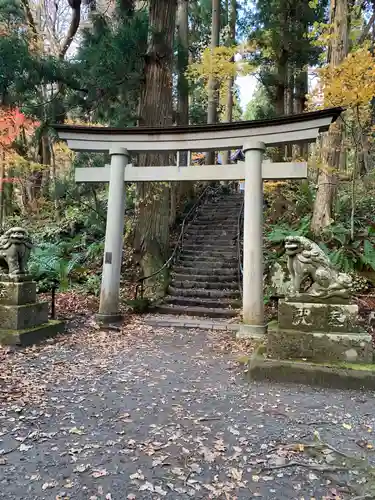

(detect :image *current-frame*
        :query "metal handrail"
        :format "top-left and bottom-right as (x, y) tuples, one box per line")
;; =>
(237, 196), (244, 298)
(135, 184), (220, 299)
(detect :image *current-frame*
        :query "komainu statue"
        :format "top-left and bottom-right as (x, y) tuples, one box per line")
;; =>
(0, 227), (32, 277)
(284, 235), (352, 300)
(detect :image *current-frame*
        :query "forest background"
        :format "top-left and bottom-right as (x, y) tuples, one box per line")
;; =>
(1, 0), (375, 303)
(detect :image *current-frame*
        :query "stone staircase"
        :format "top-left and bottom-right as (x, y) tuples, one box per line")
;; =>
(157, 192), (243, 318)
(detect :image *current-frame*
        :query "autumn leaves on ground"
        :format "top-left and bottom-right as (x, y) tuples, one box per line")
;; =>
(0, 292), (375, 500)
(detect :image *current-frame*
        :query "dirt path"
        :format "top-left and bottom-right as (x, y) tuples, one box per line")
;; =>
(1, 319), (375, 499)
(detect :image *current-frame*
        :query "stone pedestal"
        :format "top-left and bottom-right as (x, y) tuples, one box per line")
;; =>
(267, 299), (373, 364)
(0, 278), (64, 346)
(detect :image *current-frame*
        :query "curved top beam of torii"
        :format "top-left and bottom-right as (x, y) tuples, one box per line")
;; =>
(54, 107), (343, 153)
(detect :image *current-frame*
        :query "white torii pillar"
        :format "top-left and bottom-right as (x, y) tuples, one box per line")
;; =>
(96, 147), (129, 324)
(242, 141), (266, 335)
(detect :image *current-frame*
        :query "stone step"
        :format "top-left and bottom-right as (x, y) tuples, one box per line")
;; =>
(178, 253), (238, 267)
(165, 296), (241, 309)
(156, 305), (238, 318)
(171, 272), (238, 283)
(168, 286), (240, 299)
(178, 255), (237, 264)
(194, 213), (238, 224)
(182, 243), (237, 251)
(191, 220), (237, 226)
(189, 217), (237, 226)
(173, 266), (237, 276)
(194, 218), (239, 225)
(203, 196), (244, 204)
(186, 236), (237, 243)
(196, 211), (240, 218)
(198, 210), (240, 217)
(181, 250), (237, 259)
(171, 279), (238, 290)
(185, 232), (237, 242)
(174, 261), (237, 272)
(185, 229), (237, 237)
(183, 240), (237, 247)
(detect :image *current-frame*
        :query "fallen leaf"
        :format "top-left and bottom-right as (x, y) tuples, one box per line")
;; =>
(155, 485), (167, 496)
(69, 426), (85, 435)
(139, 481), (154, 492)
(91, 469), (108, 478)
(19, 443), (32, 451)
(230, 468), (243, 481)
(42, 481), (58, 490)
(171, 467), (184, 476)
(130, 470), (144, 481)
(190, 463), (202, 474)
(74, 464), (89, 473)
(252, 475), (260, 482)
(201, 446), (217, 463)
(214, 439), (226, 452)
(152, 455), (169, 467)
(342, 423), (352, 430)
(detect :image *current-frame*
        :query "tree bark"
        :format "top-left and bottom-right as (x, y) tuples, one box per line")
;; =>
(206, 0), (221, 165)
(174, 0), (194, 210)
(60, 0), (82, 59)
(294, 69), (308, 158)
(311, 0), (349, 234)
(177, 0), (189, 128)
(221, 0), (237, 165)
(134, 0), (177, 293)
(285, 62), (294, 158)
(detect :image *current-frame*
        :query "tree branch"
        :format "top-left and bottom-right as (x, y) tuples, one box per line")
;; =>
(20, 0), (40, 43)
(59, 0), (82, 59)
(261, 461), (350, 473)
(357, 12), (375, 44)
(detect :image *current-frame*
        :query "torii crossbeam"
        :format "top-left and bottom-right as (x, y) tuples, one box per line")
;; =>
(54, 107), (342, 336)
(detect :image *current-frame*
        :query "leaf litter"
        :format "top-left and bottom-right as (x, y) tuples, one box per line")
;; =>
(0, 298), (375, 498)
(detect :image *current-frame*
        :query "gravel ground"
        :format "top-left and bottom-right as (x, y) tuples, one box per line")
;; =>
(1, 318), (375, 500)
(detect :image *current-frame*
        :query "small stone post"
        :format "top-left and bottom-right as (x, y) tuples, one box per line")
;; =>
(240, 140), (266, 337)
(97, 147), (129, 324)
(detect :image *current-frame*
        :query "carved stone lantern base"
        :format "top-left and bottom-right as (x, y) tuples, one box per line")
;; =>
(267, 300), (373, 364)
(0, 280), (65, 346)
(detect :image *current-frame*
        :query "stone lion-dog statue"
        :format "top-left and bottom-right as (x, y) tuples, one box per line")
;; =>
(0, 227), (32, 277)
(284, 235), (352, 300)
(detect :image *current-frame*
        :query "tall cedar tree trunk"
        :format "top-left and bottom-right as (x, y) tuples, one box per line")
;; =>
(294, 69), (308, 158)
(206, 0), (221, 165)
(285, 63), (294, 158)
(311, 0), (349, 234)
(135, 0), (177, 292)
(221, 0), (237, 165)
(273, 7), (288, 161)
(170, 0), (194, 226)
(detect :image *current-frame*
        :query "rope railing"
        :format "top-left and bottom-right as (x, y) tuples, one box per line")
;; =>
(134, 184), (221, 299)
(237, 196), (244, 298)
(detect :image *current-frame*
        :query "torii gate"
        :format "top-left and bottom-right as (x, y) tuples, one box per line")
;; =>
(54, 107), (342, 336)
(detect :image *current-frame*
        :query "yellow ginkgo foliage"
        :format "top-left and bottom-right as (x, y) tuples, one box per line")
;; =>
(187, 45), (254, 104)
(309, 47), (375, 117)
